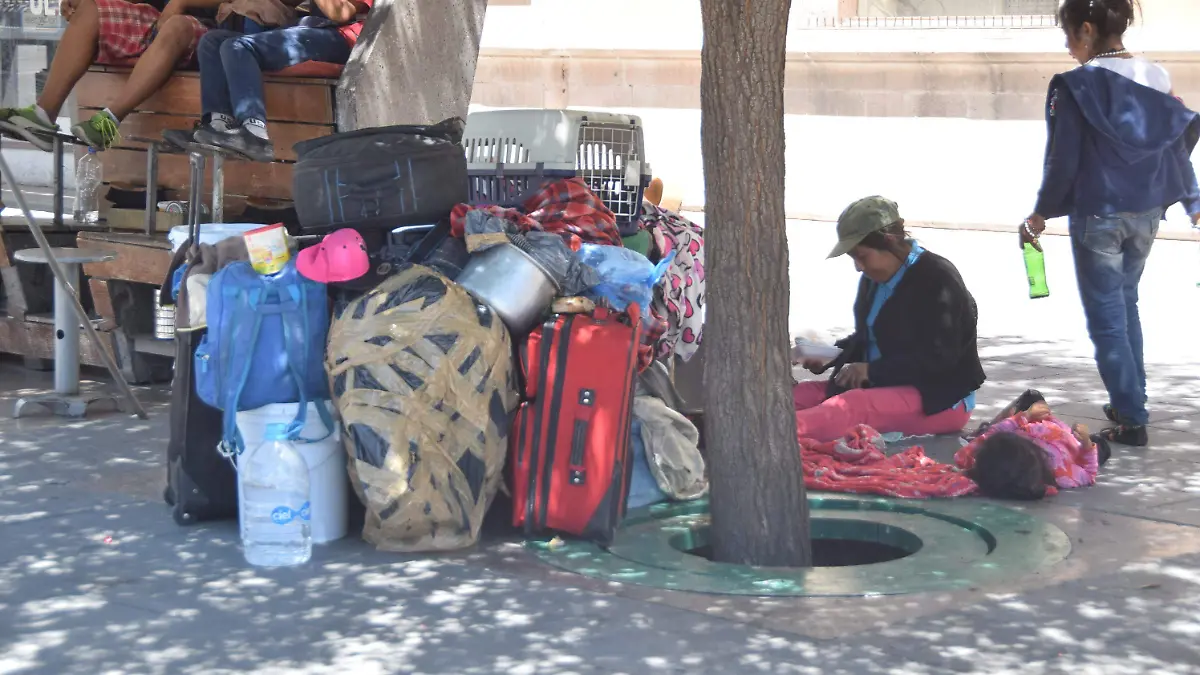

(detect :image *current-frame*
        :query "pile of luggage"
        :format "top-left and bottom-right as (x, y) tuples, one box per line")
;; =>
(163, 114), (708, 556)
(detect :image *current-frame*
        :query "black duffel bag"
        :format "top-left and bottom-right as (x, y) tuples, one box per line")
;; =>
(292, 118), (468, 235)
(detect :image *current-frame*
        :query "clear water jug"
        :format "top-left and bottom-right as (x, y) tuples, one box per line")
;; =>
(239, 423), (312, 567)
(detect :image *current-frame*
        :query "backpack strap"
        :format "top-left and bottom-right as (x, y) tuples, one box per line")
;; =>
(217, 285), (265, 460)
(279, 280), (335, 444)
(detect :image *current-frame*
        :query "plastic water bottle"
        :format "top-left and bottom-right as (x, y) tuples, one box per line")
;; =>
(1023, 242), (1049, 299)
(239, 423), (311, 567)
(73, 147), (102, 224)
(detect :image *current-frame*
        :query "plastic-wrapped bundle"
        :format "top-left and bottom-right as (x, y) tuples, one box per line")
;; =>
(326, 264), (518, 552)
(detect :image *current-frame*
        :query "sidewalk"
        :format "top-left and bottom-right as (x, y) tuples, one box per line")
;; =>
(4, 345), (1200, 674)
(3, 229), (1200, 674)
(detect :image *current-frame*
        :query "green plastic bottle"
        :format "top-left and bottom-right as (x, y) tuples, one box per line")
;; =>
(1024, 242), (1049, 299)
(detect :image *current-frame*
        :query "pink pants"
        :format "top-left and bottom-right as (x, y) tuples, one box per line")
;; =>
(793, 380), (971, 443)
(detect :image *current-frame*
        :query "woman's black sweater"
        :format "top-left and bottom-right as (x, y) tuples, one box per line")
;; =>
(824, 250), (986, 416)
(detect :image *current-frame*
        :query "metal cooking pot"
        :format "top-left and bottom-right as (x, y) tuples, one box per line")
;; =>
(456, 243), (560, 336)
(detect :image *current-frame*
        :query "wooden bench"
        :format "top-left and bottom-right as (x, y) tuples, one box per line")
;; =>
(77, 63), (342, 202)
(59, 64), (343, 381)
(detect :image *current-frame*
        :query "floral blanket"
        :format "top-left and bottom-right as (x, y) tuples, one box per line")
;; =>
(801, 425), (978, 499)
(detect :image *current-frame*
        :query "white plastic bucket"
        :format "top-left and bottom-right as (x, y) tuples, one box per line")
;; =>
(236, 402), (348, 544)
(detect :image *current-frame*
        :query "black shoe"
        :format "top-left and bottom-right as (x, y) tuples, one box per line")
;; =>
(1100, 424), (1149, 447)
(1090, 434), (1113, 466)
(1013, 389), (1046, 414)
(980, 389), (1047, 432)
(202, 126), (274, 163)
(163, 118), (227, 150)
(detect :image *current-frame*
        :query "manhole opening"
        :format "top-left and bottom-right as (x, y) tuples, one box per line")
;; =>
(674, 518), (924, 568)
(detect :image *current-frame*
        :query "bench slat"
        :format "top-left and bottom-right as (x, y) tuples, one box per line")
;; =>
(80, 111), (334, 162)
(77, 71), (335, 124)
(99, 148), (295, 201)
(77, 231), (173, 285)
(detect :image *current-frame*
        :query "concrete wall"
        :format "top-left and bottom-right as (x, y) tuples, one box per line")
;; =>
(469, 0), (1200, 232)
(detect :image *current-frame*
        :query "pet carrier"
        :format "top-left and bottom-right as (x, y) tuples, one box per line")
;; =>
(463, 109), (652, 235)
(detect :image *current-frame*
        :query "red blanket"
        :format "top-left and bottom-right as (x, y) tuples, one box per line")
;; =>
(450, 177), (623, 248)
(801, 425), (978, 499)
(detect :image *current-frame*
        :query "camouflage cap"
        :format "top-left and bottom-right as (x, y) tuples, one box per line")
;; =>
(826, 196), (902, 259)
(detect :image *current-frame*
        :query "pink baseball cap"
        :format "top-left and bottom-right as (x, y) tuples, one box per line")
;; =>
(297, 228), (370, 284)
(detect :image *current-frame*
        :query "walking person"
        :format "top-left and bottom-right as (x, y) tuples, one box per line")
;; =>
(1021, 0), (1200, 447)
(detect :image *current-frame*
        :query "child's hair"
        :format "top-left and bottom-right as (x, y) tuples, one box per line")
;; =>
(966, 432), (1057, 501)
(1057, 0), (1139, 41)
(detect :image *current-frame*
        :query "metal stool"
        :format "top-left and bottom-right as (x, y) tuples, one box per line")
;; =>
(12, 247), (122, 418)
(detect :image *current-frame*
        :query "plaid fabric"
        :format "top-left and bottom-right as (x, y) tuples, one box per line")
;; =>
(450, 177), (622, 248)
(451, 178), (659, 367)
(94, 0), (208, 66)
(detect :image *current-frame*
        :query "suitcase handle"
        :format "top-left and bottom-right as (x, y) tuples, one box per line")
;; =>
(568, 388), (596, 485)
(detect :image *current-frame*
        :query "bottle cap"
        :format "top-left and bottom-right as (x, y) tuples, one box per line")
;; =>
(87, 147), (97, 154)
(263, 423), (289, 441)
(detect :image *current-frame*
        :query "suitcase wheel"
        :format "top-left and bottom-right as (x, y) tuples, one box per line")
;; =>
(172, 505), (196, 526)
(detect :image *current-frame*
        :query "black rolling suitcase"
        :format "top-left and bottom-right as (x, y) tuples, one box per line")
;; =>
(292, 118), (469, 236)
(163, 326), (238, 525)
(161, 217), (238, 526)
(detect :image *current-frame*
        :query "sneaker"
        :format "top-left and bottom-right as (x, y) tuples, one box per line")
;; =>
(163, 119), (229, 150)
(71, 112), (121, 151)
(199, 126), (274, 163)
(0, 105), (59, 152)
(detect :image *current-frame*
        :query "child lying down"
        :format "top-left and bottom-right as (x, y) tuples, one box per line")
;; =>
(955, 389), (1112, 500)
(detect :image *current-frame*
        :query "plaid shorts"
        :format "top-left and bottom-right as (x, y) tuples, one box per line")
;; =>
(94, 0), (208, 66)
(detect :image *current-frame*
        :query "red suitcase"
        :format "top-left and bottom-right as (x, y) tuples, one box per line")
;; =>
(511, 306), (642, 544)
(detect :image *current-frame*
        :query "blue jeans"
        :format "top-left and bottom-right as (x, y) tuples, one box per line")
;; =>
(1070, 209), (1161, 425)
(198, 25), (350, 124)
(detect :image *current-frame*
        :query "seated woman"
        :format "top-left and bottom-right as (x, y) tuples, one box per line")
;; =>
(956, 389), (1111, 500)
(793, 196), (985, 442)
(0, 0), (218, 151)
(168, 0), (371, 162)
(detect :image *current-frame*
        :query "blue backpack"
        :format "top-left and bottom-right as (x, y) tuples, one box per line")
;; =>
(195, 260), (333, 455)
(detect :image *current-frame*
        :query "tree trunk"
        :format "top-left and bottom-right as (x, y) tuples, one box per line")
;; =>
(699, 0), (812, 567)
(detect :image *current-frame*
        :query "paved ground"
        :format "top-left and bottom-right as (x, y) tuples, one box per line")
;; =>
(3, 227), (1200, 674)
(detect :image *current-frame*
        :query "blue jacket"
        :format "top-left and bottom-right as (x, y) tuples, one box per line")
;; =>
(1034, 65), (1200, 220)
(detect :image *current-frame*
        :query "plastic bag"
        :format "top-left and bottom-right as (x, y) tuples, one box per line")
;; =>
(577, 244), (675, 313)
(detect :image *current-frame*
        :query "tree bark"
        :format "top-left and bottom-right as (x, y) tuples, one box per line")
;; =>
(699, 0), (812, 567)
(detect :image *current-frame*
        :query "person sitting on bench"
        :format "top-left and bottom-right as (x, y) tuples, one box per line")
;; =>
(179, 0), (370, 162)
(0, 0), (220, 151)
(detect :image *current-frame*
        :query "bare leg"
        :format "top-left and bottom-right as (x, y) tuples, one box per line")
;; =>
(107, 16), (196, 120)
(36, 0), (99, 119)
